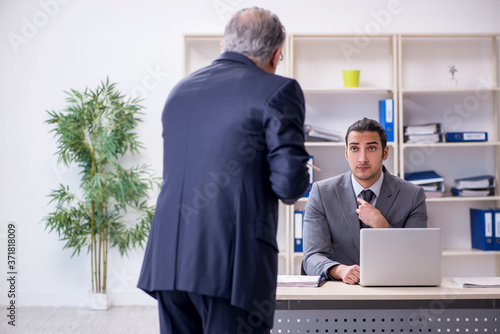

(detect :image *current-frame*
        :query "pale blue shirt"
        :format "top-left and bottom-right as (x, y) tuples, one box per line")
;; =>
(352, 170), (385, 206)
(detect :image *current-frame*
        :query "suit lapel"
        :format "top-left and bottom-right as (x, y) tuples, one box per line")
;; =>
(336, 172), (362, 252)
(376, 167), (399, 220)
(335, 168), (399, 252)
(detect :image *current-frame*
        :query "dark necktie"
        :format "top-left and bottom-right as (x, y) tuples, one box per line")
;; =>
(361, 189), (374, 203)
(359, 189), (374, 228)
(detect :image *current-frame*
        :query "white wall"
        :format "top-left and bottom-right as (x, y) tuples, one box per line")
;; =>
(1, 0), (499, 307)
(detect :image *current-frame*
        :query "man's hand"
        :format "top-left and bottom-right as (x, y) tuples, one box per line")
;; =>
(356, 198), (389, 228)
(329, 264), (360, 285)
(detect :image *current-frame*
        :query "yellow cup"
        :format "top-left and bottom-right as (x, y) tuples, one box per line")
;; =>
(343, 70), (360, 88)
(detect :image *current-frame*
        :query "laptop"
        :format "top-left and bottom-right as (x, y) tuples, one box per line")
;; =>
(359, 228), (442, 286)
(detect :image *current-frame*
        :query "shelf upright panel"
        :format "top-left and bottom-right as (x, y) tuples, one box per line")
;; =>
(390, 34), (399, 175)
(493, 35), (500, 208)
(285, 203), (292, 275)
(285, 34), (292, 79)
(397, 34), (405, 176)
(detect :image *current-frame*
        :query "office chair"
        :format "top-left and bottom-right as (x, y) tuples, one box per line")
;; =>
(300, 260), (307, 275)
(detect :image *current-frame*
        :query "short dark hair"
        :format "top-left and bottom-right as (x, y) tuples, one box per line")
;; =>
(345, 118), (387, 151)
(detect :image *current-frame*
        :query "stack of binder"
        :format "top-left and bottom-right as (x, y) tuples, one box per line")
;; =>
(470, 208), (500, 250)
(404, 170), (445, 198)
(294, 210), (304, 253)
(451, 175), (496, 197)
(277, 275), (326, 287)
(404, 122), (444, 143)
(304, 124), (342, 142)
(453, 277), (500, 288)
(445, 131), (488, 142)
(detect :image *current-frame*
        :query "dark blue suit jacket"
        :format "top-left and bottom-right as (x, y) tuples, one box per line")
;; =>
(138, 52), (310, 325)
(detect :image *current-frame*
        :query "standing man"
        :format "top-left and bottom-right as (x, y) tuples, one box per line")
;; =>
(138, 7), (310, 334)
(303, 118), (427, 285)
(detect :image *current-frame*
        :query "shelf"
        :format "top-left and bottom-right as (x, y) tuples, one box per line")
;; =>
(306, 142), (397, 148)
(303, 88), (395, 94)
(291, 34), (396, 39)
(292, 248), (500, 258)
(292, 34), (395, 91)
(401, 141), (500, 148)
(291, 250), (500, 257)
(399, 35), (496, 92)
(443, 249), (500, 256)
(400, 33), (499, 38)
(305, 142), (344, 147)
(300, 194), (500, 203)
(288, 250), (500, 259)
(300, 195), (500, 204)
(292, 250), (500, 257)
(401, 88), (499, 93)
(184, 34), (222, 39)
(426, 195), (500, 203)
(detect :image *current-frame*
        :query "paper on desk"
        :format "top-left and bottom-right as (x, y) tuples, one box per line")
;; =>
(277, 275), (323, 287)
(453, 277), (500, 288)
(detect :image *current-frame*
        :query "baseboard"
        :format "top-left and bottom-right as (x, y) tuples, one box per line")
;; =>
(1, 290), (157, 307)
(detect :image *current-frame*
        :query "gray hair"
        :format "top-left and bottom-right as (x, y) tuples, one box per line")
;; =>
(222, 7), (286, 67)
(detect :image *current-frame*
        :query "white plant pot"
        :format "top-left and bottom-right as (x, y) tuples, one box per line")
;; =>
(88, 292), (111, 311)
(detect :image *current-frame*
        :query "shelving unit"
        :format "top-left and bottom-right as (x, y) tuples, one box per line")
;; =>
(398, 34), (500, 276)
(183, 33), (500, 276)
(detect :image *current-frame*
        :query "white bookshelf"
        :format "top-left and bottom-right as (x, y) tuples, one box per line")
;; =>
(183, 33), (500, 276)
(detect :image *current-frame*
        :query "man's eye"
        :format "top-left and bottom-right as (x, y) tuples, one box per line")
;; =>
(350, 147), (358, 152)
(368, 146), (376, 151)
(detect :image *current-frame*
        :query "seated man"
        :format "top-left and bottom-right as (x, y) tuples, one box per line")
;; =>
(303, 118), (428, 284)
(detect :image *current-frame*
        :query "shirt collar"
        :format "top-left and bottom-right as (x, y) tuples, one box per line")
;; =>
(352, 170), (385, 200)
(214, 51), (257, 67)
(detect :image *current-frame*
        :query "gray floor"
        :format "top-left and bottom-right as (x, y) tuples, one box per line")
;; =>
(0, 306), (160, 334)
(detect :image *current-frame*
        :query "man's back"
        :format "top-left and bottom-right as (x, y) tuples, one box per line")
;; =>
(138, 51), (309, 321)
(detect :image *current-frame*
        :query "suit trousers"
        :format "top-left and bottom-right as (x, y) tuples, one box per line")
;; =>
(157, 290), (272, 334)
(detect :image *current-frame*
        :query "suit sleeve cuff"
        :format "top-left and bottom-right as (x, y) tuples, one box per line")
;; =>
(325, 264), (337, 280)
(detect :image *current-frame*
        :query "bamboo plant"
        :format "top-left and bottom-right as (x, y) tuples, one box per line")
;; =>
(44, 78), (159, 294)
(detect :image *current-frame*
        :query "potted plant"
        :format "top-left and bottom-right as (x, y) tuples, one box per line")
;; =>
(43, 78), (159, 310)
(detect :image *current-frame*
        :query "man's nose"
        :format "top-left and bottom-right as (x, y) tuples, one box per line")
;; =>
(358, 150), (367, 163)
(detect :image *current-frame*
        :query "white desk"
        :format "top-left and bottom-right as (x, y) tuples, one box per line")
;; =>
(273, 278), (499, 333)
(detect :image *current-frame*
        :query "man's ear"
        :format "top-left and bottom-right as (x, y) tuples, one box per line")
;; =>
(269, 47), (282, 72)
(382, 145), (389, 161)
